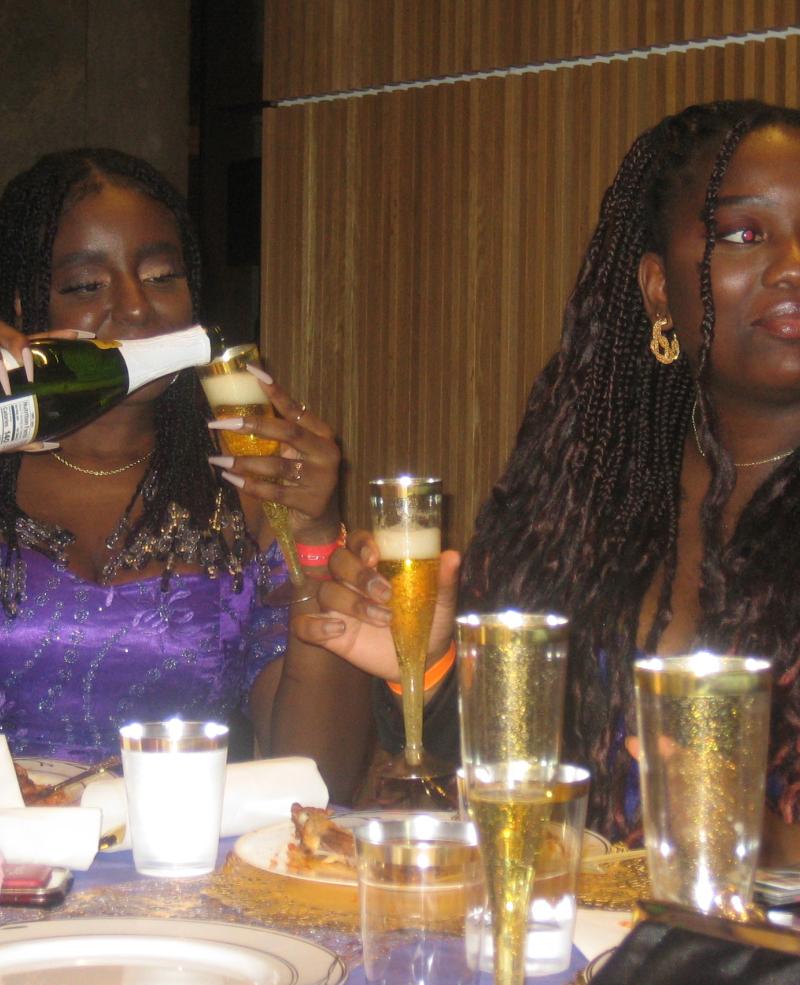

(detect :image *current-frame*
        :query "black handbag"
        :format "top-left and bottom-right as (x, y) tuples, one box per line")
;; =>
(589, 901), (800, 985)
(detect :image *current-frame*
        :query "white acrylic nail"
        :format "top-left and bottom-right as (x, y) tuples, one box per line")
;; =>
(246, 364), (274, 386)
(22, 347), (34, 383)
(221, 470), (246, 488)
(208, 418), (244, 430)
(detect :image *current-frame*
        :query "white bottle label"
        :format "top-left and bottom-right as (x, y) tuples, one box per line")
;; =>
(0, 396), (38, 449)
(119, 325), (213, 392)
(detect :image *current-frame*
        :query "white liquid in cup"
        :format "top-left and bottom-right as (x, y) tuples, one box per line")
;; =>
(121, 728), (228, 878)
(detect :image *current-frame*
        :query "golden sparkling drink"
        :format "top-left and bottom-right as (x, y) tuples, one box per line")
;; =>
(200, 358), (304, 587)
(375, 525), (440, 768)
(456, 613), (568, 771)
(469, 780), (559, 985)
(200, 370), (279, 457)
(210, 404), (278, 457)
(635, 654), (771, 918)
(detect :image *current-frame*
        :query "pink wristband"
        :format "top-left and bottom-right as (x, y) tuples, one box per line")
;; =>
(295, 524), (346, 566)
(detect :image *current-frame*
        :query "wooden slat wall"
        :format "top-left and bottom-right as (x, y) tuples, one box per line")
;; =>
(261, 10), (800, 549)
(264, 0), (800, 99)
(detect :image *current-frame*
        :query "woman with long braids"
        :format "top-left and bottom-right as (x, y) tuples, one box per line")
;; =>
(0, 148), (371, 802)
(296, 98), (800, 855)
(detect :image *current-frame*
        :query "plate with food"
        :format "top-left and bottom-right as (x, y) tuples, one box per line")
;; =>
(233, 803), (613, 899)
(13, 757), (117, 806)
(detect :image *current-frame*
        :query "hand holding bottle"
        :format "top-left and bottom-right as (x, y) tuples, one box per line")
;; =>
(0, 323), (222, 452)
(0, 319), (100, 452)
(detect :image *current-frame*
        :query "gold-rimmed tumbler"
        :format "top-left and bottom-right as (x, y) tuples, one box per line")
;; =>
(634, 653), (772, 920)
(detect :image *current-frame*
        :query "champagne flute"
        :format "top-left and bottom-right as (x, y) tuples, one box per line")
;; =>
(370, 476), (451, 780)
(198, 343), (312, 604)
(456, 611), (570, 985)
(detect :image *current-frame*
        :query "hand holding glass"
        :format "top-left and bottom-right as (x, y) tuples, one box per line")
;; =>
(198, 343), (311, 604)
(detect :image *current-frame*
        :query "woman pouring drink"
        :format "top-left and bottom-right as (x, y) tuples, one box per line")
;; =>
(0, 148), (371, 803)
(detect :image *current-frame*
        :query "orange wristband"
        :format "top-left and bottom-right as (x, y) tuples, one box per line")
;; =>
(295, 523), (347, 566)
(387, 641), (456, 695)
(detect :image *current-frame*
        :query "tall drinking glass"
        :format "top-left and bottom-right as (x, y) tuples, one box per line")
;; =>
(198, 343), (311, 604)
(634, 653), (772, 920)
(456, 611), (570, 985)
(370, 476), (446, 778)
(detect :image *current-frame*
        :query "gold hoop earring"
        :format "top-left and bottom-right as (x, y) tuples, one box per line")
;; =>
(649, 314), (680, 365)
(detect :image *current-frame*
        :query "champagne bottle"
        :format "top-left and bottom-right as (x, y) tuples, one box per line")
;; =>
(0, 324), (225, 450)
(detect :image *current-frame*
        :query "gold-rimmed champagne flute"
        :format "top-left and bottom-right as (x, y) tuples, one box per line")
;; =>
(370, 476), (451, 781)
(455, 611), (570, 985)
(198, 343), (311, 605)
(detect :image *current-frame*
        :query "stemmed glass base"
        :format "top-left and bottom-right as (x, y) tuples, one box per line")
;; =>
(372, 750), (458, 810)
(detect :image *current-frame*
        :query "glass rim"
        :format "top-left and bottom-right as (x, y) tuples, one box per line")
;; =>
(634, 652), (772, 677)
(456, 610), (568, 631)
(465, 762), (590, 789)
(352, 815), (478, 848)
(201, 342), (260, 374)
(120, 719), (229, 752)
(369, 476), (442, 495)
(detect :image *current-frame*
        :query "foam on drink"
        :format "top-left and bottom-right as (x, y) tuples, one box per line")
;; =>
(200, 370), (267, 409)
(373, 525), (440, 560)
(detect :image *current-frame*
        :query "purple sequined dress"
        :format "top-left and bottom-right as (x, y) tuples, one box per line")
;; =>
(0, 544), (288, 761)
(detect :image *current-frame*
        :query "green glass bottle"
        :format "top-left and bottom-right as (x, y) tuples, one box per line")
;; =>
(0, 324), (225, 450)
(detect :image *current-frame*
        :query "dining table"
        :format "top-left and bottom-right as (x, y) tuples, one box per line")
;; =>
(0, 825), (637, 984)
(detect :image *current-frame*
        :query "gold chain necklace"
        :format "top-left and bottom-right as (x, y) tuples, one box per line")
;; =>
(50, 449), (153, 477)
(690, 400), (795, 468)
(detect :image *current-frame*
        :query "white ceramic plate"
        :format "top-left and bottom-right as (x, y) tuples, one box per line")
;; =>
(234, 810), (612, 887)
(13, 757), (102, 804)
(0, 918), (347, 984)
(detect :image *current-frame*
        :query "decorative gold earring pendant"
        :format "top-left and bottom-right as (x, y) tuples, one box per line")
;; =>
(650, 314), (680, 365)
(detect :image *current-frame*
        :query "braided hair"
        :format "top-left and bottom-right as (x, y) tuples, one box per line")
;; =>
(460, 100), (800, 837)
(0, 148), (246, 613)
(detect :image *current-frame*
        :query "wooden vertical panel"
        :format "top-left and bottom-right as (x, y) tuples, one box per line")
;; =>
(264, 0), (800, 99)
(262, 35), (800, 547)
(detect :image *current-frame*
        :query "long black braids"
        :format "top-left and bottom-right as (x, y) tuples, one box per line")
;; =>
(0, 148), (245, 615)
(461, 100), (800, 838)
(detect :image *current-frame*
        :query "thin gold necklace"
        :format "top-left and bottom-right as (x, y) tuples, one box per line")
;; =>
(690, 399), (795, 468)
(50, 449), (153, 477)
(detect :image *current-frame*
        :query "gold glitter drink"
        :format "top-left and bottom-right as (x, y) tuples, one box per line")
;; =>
(198, 343), (309, 602)
(456, 612), (569, 772)
(456, 612), (571, 985)
(634, 653), (772, 919)
(467, 765), (589, 985)
(370, 477), (443, 776)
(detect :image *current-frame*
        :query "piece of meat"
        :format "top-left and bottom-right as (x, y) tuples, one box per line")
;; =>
(290, 802), (356, 859)
(14, 763), (71, 806)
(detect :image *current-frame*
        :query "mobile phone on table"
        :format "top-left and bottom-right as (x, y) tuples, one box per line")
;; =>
(0, 864), (73, 906)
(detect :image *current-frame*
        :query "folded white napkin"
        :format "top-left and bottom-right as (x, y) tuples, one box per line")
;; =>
(0, 806), (102, 870)
(0, 734), (102, 870)
(81, 756), (329, 851)
(0, 736), (23, 808)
